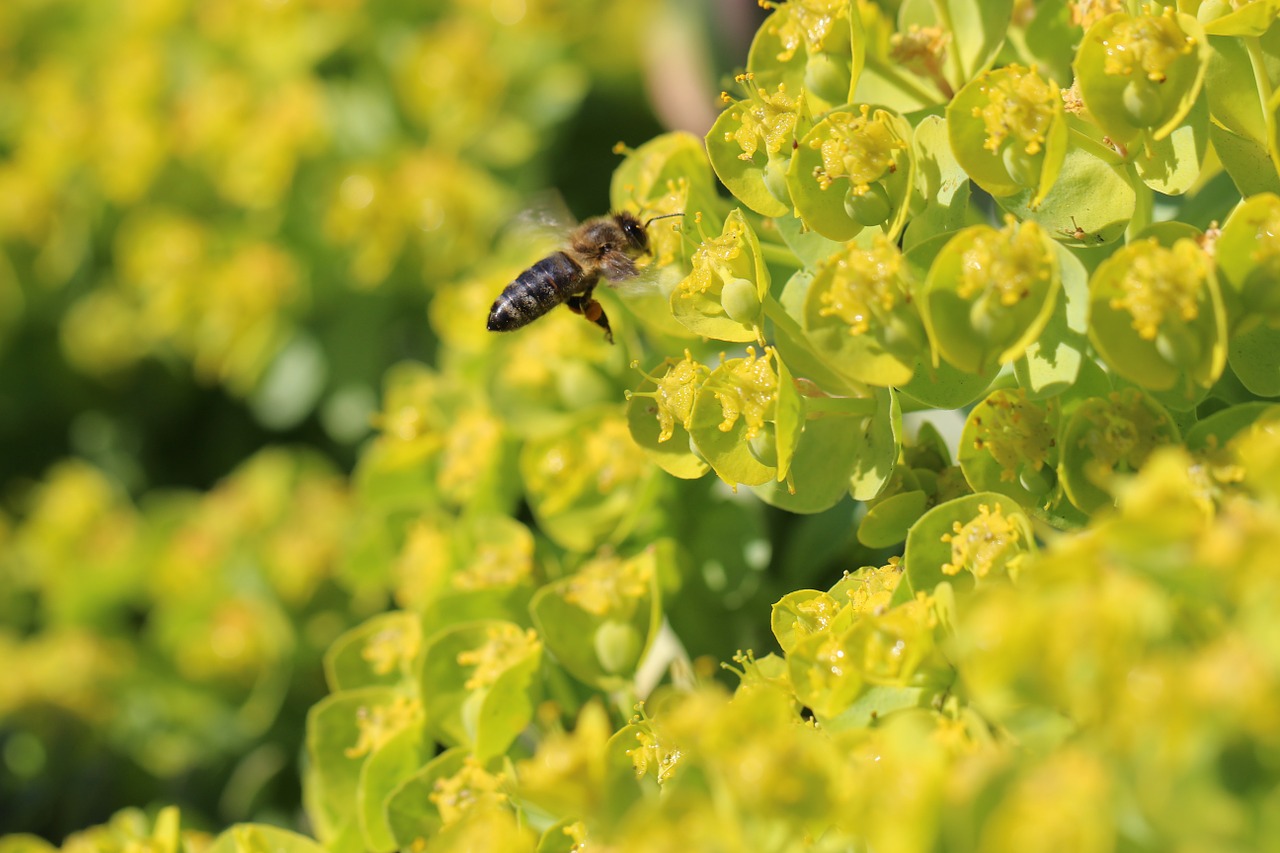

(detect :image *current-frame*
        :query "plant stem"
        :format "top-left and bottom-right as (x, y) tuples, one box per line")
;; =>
(762, 293), (809, 349)
(1245, 35), (1275, 142)
(1125, 164), (1153, 243)
(758, 241), (802, 271)
(801, 394), (878, 417)
(931, 0), (967, 87)
(1067, 127), (1126, 166)
(862, 54), (943, 106)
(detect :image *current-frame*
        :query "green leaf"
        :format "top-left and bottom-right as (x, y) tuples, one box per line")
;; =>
(858, 490), (930, 548)
(1134, 93), (1209, 195)
(358, 726), (427, 852)
(1229, 323), (1280, 395)
(208, 825), (330, 853)
(903, 115), (972, 252)
(1013, 243), (1090, 398)
(903, 493), (1033, 595)
(421, 587), (535, 640)
(751, 387), (890, 514)
(418, 620), (541, 758)
(821, 685), (935, 733)
(1201, 0), (1280, 37)
(848, 387), (901, 502)
(1209, 121), (1280, 195)
(324, 612), (422, 693)
(772, 210), (847, 269)
(1022, 0), (1082, 83)
(1205, 35), (1268, 142)
(384, 749), (468, 850)
(773, 354), (804, 484)
(900, 351), (999, 410)
(770, 272), (868, 396)
(529, 550), (662, 690)
(1186, 402), (1280, 451)
(305, 687), (401, 846)
(997, 136), (1136, 244)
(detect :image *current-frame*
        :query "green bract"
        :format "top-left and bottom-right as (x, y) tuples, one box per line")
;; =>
(948, 64), (1067, 208)
(802, 236), (923, 387)
(1075, 9), (1210, 144)
(707, 77), (811, 216)
(1059, 388), (1180, 514)
(671, 209), (769, 341)
(1087, 237), (1226, 400)
(687, 347), (780, 488)
(921, 218), (1060, 373)
(789, 104), (914, 241)
(748, 1), (864, 113)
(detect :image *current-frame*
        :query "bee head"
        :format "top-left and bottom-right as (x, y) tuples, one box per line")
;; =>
(614, 211), (649, 252)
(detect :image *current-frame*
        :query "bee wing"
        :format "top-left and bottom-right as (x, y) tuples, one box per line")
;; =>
(603, 259), (683, 297)
(498, 190), (579, 254)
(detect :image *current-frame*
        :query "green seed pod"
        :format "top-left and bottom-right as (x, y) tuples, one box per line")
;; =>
(843, 181), (891, 226)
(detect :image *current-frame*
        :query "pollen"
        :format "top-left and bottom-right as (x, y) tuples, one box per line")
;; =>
(889, 24), (951, 78)
(680, 216), (746, 297)
(1078, 389), (1168, 471)
(940, 503), (1025, 580)
(1108, 239), (1205, 341)
(453, 533), (533, 591)
(627, 728), (682, 784)
(650, 351), (709, 442)
(438, 408), (502, 504)
(763, 0), (851, 61)
(343, 694), (423, 758)
(796, 593), (846, 633)
(725, 82), (801, 162)
(1100, 8), (1196, 84)
(844, 558), (904, 616)
(818, 236), (907, 335)
(456, 623), (540, 691)
(973, 65), (1059, 156)
(972, 390), (1057, 483)
(958, 219), (1052, 306)
(429, 758), (508, 826)
(563, 553), (652, 616)
(1069, 0), (1125, 31)
(361, 623), (421, 677)
(712, 347), (779, 440)
(808, 105), (905, 192)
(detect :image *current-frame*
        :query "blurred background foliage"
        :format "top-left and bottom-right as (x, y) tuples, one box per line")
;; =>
(0, 0), (772, 840)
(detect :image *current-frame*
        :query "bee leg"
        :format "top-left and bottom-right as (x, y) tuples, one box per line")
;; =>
(565, 294), (614, 344)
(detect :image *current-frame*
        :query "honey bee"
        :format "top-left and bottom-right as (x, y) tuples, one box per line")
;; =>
(486, 210), (680, 344)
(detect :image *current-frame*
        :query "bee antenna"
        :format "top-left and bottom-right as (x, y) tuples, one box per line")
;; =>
(644, 212), (685, 228)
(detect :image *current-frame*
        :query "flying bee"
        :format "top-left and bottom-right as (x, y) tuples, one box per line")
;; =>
(486, 210), (681, 344)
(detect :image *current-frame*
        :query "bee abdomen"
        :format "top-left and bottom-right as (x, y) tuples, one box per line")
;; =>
(487, 251), (583, 333)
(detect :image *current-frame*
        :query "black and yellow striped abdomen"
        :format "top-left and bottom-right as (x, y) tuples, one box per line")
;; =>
(486, 251), (586, 333)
